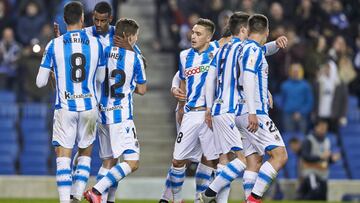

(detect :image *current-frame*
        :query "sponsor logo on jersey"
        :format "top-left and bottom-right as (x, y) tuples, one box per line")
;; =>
(184, 65), (210, 77)
(64, 91), (93, 100)
(98, 104), (123, 112)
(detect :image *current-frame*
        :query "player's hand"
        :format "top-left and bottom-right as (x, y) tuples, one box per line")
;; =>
(247, 114), (258, 133)
(268, 91), (273, 109)
(321, 151), (331, 160)
(275, 36), (288, 49)
(331, 153), (341, 162)
(176, 107), (184, 125)
(54, 22), (60, 38)
(205, 108), (213, 130)
(293, 112), (301, 121)
(171, 87), (186, 101)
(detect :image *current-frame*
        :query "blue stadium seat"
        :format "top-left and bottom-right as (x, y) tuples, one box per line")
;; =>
(0, 155), (16, 174)
(0, 105), (19, 121)
(0, 130), (18, 143)
(329, 160), (347, 179)
(20, 155), (48, 175)
(340, 124), (360, 136)
(23, 144), (50, 156)
(0, 118), (16, 130)
(22, 103), (49, 118)
(0, 142), (18, 160)
(22, 131), (49, 144)
(348, 96), (358, 108)
(0, 91), (16, 103)
(21, 118), (47, 132)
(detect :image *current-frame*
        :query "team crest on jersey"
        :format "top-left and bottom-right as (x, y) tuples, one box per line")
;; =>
(184, 65), (210, 77)
(209, 52), (214, 59)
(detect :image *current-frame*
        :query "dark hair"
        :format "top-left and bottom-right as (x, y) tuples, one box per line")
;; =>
(94, 1), (112, 16)
(221, 26), (232, 38)
(115, 18), (139, 38)
(64, 2), (83, 25)
(195, 18), (215, 35)
(229, 11), (250, 35)
(248, 14), (268, 34)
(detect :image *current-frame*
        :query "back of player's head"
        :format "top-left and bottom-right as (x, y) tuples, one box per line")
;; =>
(229, 11), (250, 35)
(248, 14), (268, 34)
(195, 18), (215, 36)
(221, 26), (232, 38)
(94, 1), (112, 16)
(64, 1), (84, 25)
(115, 18), (139, 38)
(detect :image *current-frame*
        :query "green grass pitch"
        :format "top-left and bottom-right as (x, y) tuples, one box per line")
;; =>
(0, 200), (340, 203)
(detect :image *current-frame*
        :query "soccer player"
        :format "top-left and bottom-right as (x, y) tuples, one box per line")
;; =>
(237, 14), (288, 203)
(162, 18), (220, 203)
(36, 2), (105, 203)
(83, 18), (146, 203)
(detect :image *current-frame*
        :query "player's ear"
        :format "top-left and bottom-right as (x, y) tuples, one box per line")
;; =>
(109, 15), (113, 23)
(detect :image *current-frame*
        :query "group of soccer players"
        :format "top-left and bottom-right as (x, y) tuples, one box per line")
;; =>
(159, 11), (289, 203)
(36, 1), (145, 203)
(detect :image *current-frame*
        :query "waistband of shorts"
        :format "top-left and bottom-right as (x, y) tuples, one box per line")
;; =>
(185, 106), (207, 112)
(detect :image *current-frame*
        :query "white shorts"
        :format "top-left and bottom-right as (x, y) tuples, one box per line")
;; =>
(52, 108), (97, 149)
(173, 111), (219, 162)
(235, 114), (285, 156)
(213, 113), (243, 155)
(98, 120), (140, 160)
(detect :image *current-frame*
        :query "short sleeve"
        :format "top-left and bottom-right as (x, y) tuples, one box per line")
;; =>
(242, 46), (262, 73)
(40, 40), (54, 69)
(134, 54), (146, 84)
(178, 54), (186, 80)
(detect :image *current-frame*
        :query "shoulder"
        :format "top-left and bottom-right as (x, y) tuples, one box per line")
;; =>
(180, 48), (192, 59)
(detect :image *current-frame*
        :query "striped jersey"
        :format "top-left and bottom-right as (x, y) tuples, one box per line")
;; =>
(179, 42), (219, 111)
(211, 37), (244, 116)
(238, 39), (269, 115)
(40, 30), (105, 111)
(84, 25), (142, 55)
(99, 46), (146, 124)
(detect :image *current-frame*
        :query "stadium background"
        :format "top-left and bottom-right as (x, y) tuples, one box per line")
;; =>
(0, 0), (360, 202)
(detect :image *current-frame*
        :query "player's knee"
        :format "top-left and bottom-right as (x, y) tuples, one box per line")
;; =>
(172, 159), (186, 168)
(270, 147), (288, 166)
(125, 160), (139, 172)
(102, 158), (117, 169)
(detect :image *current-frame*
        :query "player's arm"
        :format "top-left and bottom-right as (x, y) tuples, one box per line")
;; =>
(242, 47), (261, 132)
(134, 54), (147, 95)
(263, 36), (288, 56)
(171, 71), (186, 101)
(37, 40), (54, 88)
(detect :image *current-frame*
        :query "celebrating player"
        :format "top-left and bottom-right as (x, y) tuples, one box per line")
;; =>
(36, 2), (105, 203)
(83, 18), (147, 203)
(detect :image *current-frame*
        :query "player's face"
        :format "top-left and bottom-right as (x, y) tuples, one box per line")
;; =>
(93, 11), (113, 34)
(191, 25), (211, 50)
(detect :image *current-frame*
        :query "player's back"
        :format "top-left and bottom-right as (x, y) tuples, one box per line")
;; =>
(49, 30), (104, 111)
(212, 38), (244, 116)
(239, 39), (269, 115)
(179, 42), (219, 109)
(99, 46), (146, 124)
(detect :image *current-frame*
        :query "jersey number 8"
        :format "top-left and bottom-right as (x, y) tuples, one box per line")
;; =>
(70, 53), (86, 82)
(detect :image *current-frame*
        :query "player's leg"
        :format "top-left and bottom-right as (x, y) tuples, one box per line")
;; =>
(171, 111), (203, 202)
(53, 109), (78, 203)
(194, 156), (216, 203)
(246, 115), (288, 203)
(71, 109), (97, 201)
(201, 114), (246, 202)
(214, 154), (230, 203)
(84, 120), (140, 203)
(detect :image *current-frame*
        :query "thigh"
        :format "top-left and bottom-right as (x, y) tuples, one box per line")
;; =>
(52, 109), (78, 149)
(98, 123), (113, 159)
(199, 122), (219, 161)
(77, 108), (98, 149)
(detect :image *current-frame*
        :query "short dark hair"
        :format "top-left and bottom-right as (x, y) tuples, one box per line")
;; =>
(115, 18), (139, 38)
(94, 1), (112, 16)
(248, 14), (268, 34)
(229, 11), (250, 35)
(195, 18), (215, 35)
(221, 26), (232, 38)
(64, 2), (83, 25)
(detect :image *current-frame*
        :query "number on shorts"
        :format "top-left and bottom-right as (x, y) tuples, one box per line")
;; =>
(104, 68), (126, 98)
(177, 132), (183, 143)
(266, 121), (278, 133)
(70, 53), (86, 82)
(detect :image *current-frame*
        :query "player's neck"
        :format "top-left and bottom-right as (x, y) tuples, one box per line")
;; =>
(195, 43), (210, 53)
(248, 34), (265, 45)
(67, 23), (83, 32)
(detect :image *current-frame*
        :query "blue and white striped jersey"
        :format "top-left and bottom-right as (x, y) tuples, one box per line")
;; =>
(238, 39), (269, 115)
(84, 25), (142, 55)
(179, 42), (219, 111)
(40, 30), (105, 111)
(211, 37), (244, 116)
(99, 46), (146, 124)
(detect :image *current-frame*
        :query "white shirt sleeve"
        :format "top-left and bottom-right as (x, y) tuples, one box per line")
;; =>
(171, 71), (181, 89)
(36, 67), (51, 88)
(263, 41), (279, 56)
(243, 70), (257, 114)
(205, 66), (217, 109)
